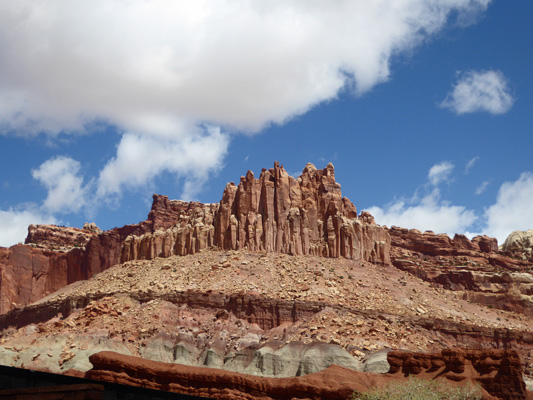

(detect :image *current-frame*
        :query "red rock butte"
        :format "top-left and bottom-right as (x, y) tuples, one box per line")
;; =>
(0, 162), (390, 314)
(122, 161), (390, 264)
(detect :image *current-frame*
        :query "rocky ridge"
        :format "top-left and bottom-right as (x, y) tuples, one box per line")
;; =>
(502, 230), (533, 263)
(120, 162), (390, 264)
(86, 348), (526, 399)
(0, 162), (532, 399)
(0, 162), (389, 315)
(389, 227), (533, 316)
(0, 249), (532, 397)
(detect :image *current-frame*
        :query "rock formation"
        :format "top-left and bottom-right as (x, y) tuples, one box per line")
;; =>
(387, 348), (525, 400)
(502, 229), (533, 262)
(388, 226), (533, 315)
(0, 223), (149, 314)
(25, 224), (98, 251)
(0, 162), (390, 314)
(85, 349), (525, 399)
(120, 162), (390, 264)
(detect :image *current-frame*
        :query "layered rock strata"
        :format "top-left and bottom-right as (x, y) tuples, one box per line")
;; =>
(121, 162), (390, 264)
(86, 349), (525, 399)
(387, 348), (525, 400)
(0, 162), (390, 314)
(389, 227), (533, 315)
(25, 224), (98, 251)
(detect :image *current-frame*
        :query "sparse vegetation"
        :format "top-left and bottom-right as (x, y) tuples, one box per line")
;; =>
(351, 377), (483, 400)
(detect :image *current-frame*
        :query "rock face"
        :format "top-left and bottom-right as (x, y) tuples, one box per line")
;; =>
(140, 337), (363, 377)
(387, 348), (526, 400)
(388, 226), (533, 315)
(85, 349), (524, 399)
(0, 245), (83, 313)
(25, 224), (98, 251)
(389, 227), (498, 258)
(86, 351), (388, 400)
(502, 229), (533, 262)
(0, 223), (150, 314)
(0, 162), (390, 315)
(121, 162), (390, 264)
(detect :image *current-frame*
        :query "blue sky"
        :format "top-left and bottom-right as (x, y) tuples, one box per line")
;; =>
(1, 0), (532, 247)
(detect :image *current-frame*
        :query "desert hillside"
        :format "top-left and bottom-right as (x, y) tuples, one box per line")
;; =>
(1, 162), (532, 399)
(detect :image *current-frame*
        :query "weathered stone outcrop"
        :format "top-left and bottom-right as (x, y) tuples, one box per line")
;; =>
(387, 348), (526, 400)
(0, 245), (83, 313)
(0, 162), (390, 314)
(140, 336), (363, 377)
(388, 226), (533, 315)
(502, 230), (533, 262)
(0, 223), (149, 314)
(86, 349), (523, 399)
(25, 224), (98, 251)
(86, 351), (390, 400)
(389, 227), (499, 259)
(121, 201), (219, 260)
(121, 162), (390, 265)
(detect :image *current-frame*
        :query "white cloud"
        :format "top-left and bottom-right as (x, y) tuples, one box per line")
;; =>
(367, 188), (477, 236)
(428, 161), (454, 186)
(97, 126), (229, 200)
(0, 1), (491, 198)
(0, 206), (57, 247)
(441, 70), (514, 115)
(31, 156), (90, 214)
(367, 161), (477, 236)
(465, 156), (479, 174)
(475, 180), (490, 195)
(483, 172), (533, 243)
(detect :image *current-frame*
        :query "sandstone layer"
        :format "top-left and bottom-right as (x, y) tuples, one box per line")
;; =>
(1, 250), (532, 386)
(0, 162), (389, 314)
(85, 349), (526, 399)
(120, 162), (390, 264)
(0, 161), (532, 400)
(389, 226), (533, 315)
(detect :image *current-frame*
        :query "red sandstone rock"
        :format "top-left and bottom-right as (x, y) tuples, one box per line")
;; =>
(122, 162), (391, 264)
(86, 350), (519, 399)
(388, 226), (533, 315)
(0, 223), (150, 314)
(25, 224), (97, 251)
(0, 162), (390, 315)
(387, 348), (525, 400)
(0, 244), (84, 314)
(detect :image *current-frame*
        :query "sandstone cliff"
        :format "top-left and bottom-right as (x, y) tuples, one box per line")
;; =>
(388, 226), (533, 316)
(121, 162), (390, 264)
(0, 162), (390, 314)
(85, 348), (526, 399)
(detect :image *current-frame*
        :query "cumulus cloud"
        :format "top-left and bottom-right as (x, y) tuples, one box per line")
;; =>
(366, 161), (477, 236)
(367, 188), (477, 236)
(483, 172), (533, 243)
(0, 1), (491, 198)
(428, 161), (454, 186)
(441, 70), (514, 115)
(31, 156), (91, 214)
(368, 168), (533, 243)
(97, 126), (229, 200)
(0, 207), (57, 247)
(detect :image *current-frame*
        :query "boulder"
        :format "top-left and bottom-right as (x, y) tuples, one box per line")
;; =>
(502, 229), (533, 262)
(363, 350), (391, 374)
